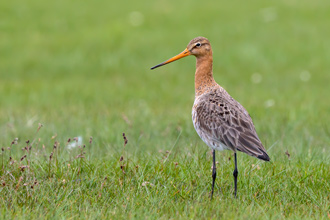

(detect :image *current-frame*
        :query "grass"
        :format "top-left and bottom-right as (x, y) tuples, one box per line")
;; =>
(1, 0), (330, 219)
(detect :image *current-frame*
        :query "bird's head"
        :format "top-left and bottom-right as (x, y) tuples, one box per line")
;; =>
(151, 36), (211, 70)
(186, 37), (212, 57)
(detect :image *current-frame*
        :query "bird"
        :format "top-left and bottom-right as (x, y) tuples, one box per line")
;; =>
(151, 37), (270, 199)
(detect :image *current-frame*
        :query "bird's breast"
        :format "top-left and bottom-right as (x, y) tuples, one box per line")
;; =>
(192, 97), (229, 151)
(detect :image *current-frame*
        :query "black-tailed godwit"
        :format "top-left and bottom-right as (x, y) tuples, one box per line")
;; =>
(151, 37), (270, 199)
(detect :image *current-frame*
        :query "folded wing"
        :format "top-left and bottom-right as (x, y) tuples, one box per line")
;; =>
(195, 90), (270, 161)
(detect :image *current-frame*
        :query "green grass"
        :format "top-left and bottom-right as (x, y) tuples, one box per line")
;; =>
(1, 0), (330, 219)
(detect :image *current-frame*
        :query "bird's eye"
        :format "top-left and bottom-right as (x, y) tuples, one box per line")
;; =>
(195, 42), (201, 47)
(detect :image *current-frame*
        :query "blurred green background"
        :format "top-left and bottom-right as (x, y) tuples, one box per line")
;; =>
(1, 0), (330, 219)
(1, 0), (329, 157)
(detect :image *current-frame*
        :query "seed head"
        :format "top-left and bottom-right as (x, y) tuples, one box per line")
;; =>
(19, 165), (28, 171)
(120, 165), (126, 174)
(51, 134), (57, 140)
(11, 138), (18, 145)
(285, 150), (291, 159)
(20, 155), (27, 161)
(37, 123), (43, 132)
(122, 133), (128, 146)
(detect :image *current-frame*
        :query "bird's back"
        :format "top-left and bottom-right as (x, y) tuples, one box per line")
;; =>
(192, 86), (270, 161)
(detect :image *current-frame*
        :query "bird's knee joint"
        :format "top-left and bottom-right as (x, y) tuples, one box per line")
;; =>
(233, 169), (238, 178)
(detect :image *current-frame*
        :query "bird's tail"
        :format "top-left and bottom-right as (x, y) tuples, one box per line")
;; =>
(257, 148), (270, 161)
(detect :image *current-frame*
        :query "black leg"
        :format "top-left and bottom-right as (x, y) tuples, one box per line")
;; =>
(211, 149), (216, 200)
(233, 152), (238, 198)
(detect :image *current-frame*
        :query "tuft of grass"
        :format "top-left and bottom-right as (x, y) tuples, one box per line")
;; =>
(1, 124), (329, 219)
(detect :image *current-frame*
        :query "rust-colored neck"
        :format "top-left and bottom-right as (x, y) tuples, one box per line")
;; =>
(195, 54), (217, 96)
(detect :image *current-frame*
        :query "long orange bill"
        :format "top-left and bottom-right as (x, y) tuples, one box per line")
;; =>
(151, 48), (191, 70)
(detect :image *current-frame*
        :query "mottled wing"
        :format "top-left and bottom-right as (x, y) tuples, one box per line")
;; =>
(195, 90), (270, 161)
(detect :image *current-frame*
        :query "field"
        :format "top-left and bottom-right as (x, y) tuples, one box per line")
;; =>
(1, 0), (330, 219)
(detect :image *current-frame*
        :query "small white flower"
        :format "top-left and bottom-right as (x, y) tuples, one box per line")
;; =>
(67, 136), (83, 150)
